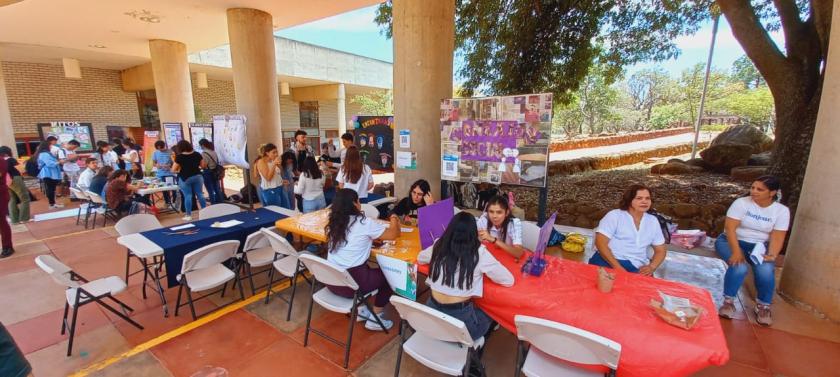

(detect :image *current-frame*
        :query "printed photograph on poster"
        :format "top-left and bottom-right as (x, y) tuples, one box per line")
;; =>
(38, 122), (96, 152)
(517, 146), (548, 186)
(163, 123), (184, 149)
(399, 129), (410, 148)
(353, 116), (394, 172)
(212, 115), (249, 169)
(396, 151), (416, 170)
(189, 123), (213, 153)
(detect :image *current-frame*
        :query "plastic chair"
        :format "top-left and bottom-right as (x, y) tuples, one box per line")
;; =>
(521, 221), (542, 252)
(298, 253), (390, 368)
(115, 214), (169, 316)
(361, 203), (379, 219)
(390, 296), (485, 376)
(174, 240), (243, 320)
(34, 255), (143, 356)
(198, 203), (240, 220)
(69, 187), (90, 226)
(83, 190), (112, 229)
(514, 315), (621, 377)
(262, 228), (312, 320)
(237, 230), (278, 296)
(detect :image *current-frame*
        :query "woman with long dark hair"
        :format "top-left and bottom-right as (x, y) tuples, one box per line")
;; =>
(716, 176), (789, 326)
(294, 156), (325, 213)
(93, 140), (118, 169)
(279, 151), (296, 210)
(326, 188), (400, 331)
(105, 170), (150, 214)
(199, 139), (225, 204)
(121, 138), (140, 171)
(88, 166), (114, 198)
(389, 179), (434, 225)
(35, 141), (63, 209)
(337, 146), (374, 199)
(171, 140), (206, 221)
(476, 195), (525, 258)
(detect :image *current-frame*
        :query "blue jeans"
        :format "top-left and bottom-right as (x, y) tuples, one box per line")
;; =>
(280, 189), (295, 210)
(588, 251), (640, 273)
(302, 194), (326, 213)
(261, 186), (283, 207)
(178, 175), (206, 216)
(202, 170), (224, 204)
(426, 297), (492, 341)
(715, 236), (775, 305)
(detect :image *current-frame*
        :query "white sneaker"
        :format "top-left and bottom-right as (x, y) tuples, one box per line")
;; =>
(356, 306), (372, 322)
(95, 207), (106, 214)
(53, 203), (65, 208)
(364, 312), (393, 331)
(181, 215), (193, 221)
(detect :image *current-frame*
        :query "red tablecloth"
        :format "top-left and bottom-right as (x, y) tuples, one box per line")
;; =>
(417, 244), (729, 377)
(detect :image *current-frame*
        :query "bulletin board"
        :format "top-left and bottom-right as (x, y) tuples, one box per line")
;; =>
(37, 122), (95, 152)
(352, 115), (394, 172)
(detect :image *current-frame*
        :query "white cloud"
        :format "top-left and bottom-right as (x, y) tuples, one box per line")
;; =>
(674, 19), (785, 52)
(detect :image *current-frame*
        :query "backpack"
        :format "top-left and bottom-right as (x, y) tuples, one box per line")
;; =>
(203, 151), (225, 180)
(648, 209), (675, 244)
(24, 157), (40, 177)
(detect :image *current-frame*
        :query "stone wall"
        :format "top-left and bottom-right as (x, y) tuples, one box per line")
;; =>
(548, 141), (710, 176)
(550, 127), (693, 153)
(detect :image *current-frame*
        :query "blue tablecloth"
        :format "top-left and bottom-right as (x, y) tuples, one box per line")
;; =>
(142, 208), (287, 288)
(323, 191), (385, 205)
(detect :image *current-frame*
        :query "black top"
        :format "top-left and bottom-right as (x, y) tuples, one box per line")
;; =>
(112, 144), (126, 170)
(390, 197), (426, 220)
(175, 152), (203, 180)
(6, 158), (20, 178)
(89, 176), (107, 196)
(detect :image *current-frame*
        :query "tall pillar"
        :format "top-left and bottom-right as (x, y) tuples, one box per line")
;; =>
(148, 40), (195, 131)
(778, 1), (840, 321)
(337, 83), (347, 136)
(227, 8), (282, 159)
(0, 61), (15, 156)
(392, 0), (455, 197)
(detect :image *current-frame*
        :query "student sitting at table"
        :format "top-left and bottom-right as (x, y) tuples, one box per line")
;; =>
(336, 146), (374, 200)
(88, 166), (113, 198)
(129, 162), (144, 180)
(295, 156), (325, 213)
(419, 212), (514, 341)
(77, 158), (99, 192)
(589, 184), (667, 276)
(389, 179), (434, 225)
(476, 195), (526, 259)
(326, 188), (400, 331)
(105, 170), (151, 214)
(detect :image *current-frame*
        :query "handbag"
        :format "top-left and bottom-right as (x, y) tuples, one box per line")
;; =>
(204, 152), (225, 180)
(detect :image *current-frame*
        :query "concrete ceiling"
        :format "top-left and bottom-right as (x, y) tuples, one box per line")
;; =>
(0, 0), (381, 69)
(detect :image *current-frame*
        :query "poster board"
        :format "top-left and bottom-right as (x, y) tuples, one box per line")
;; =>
(375, 254), (418, 300)
(105, 126), (126, 143)
(37, 122), (95, 152)
(418, 198), (455, 249)
(352, 116), (394, 172)
(440, 93), (552, 187)
(189, 123), (213, 153)
(142, 131), (160, 173)
(163, 122), (184, 149)
(212, 115), (249, 169)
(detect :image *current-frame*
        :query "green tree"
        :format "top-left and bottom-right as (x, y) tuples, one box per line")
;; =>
(625, 68), (674, 127)
(715, 86), (775, 131)
(350, 90), (393, 115)
(551, 96), (584, 138)
(731, 55), (766, 89)
(577, 63), (621, 134)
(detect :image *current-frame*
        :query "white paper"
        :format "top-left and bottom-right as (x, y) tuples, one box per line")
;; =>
(170, 224), (195, 231)
(376, 254), (408, 291)
(659, 291), (692, 312)
(442, 154), (459, 177)
(399, 130), (410, 148)
(212, 220), (243, 228)
(396, 151), (415, 170)
(401, 227), (413, 233)
(212, 115), (249, 169)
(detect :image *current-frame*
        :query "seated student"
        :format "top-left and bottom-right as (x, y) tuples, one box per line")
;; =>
(325, 188), (400, 331)
(589, 184), (667, 275)
(88, 166), (113, 198)
(294, 156), (326, 213)
(129, 162), (144, 180)
(476, 195), (526, 259)
(389, 179), (434, 225)
(76, 158), (99, 192)
(336, 146), (374, 199)
(105, 170), (150, 214)
(418, 212), (514, 340)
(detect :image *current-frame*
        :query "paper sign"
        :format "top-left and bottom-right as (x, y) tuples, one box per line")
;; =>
(534, 212), (558, 258)
(399, 130), (410, 148)
(442, 154), (459, 178)
(212, 115), (249, 169)
(142, 131), (159, 173)
(396, 151), (416, 170)
(418, 198), (455, 249)
(376, 254), (417, 300)
(163, 123), (184, 149)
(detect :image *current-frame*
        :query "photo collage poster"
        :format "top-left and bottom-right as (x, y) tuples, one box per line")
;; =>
(188, 123), (213, 153)
(440, 93), (552, 187)
(38, 122), (95, 152)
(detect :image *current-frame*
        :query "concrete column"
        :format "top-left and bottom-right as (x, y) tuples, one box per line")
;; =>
(0, 61), (15, 157)
(778, 1), (840, 322)
(227, 8), (282, 159)
(149, 40), (195, 130)
(337, 83), (347, 136)
(392, 0), (455, 197)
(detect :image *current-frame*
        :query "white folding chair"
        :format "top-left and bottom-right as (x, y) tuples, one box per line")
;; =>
(390, 296), (485, 376)
(34, 255), (143, 356)
(263, 205), (302, 218)
(84, 190), (110, 229)
(262, 228), (312, 320)
(115, 214), (168, 316)
(174, 240), (243, 320)
(514, 315), (621, 377)
(361, 203), (380, 219)
(198, 203), (240, 220)
(298, 253), (390, 369)
(521, 221), (542, 252)
(236, 230), (279, 296)
(69, 187), (90, 227)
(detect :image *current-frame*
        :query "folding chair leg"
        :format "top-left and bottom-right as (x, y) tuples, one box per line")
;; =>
(124, 249), (132, 289)
(152, 261), (169, 317)
(394, 320), (406, 377)
(303, 280), (316, 347)
(140, 257), (150, 300)
(174, 282), (184, 317)
(91, 210), (97, 229)
(236, 272), (246, 301)
(514, 341), (524, 377)
(185, 286), (197, 321)
(97, 299), (144, 330)
(247, 264), (257, 296)
(66, 304), (79, 357)
(343, 295), (360, 369)
(362, 299), (389, 334)
(264, 265), (276, 305)
(285, 271), (299, 321)
(60, 302), (69, 335)
(75, 204), (82, 225)
(220, 281), (227, 298)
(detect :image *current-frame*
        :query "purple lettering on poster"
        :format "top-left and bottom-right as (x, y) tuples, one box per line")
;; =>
(459, 120), (519, 161)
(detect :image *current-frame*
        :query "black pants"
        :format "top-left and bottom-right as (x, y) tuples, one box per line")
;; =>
(43, 178), (61, 205)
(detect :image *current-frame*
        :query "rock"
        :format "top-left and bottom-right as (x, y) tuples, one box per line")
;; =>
(576, 204), (601, 215)
(700, 143), (754, 173)
(651, 162), (704, 175)
(748, 152), (772, 166)
(573, 215), (592, 228)
(731, 166), (768, 182)
(701, 204), (727, 219)
(672, 203), (701, 218)
(684, 158), (710, 169)
(656, 203), (675, 217)
(591, 208), (611, 222)
(710, 124), (774, 153)
(667, 158), (685, 164)
(686, 219), (711, 232)
(559, 203), (578, 215)
(712, 217), (726, 236)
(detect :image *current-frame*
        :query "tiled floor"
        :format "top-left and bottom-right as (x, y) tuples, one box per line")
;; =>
(1, 189), (838, 377)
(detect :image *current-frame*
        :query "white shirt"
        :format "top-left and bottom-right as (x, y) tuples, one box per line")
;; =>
(49, 145), (60, 157)
(259, 165), (284, 190)
(327, 216), (387, 269)
(475, 213), (523, 246)
(726, 197), (790, 244)
(294, 174), (325, 200)
(77, 168), (96, 191)
(58, 148), (80, 172)
(340, 148), (347, 164)
(102, 150), (119, 169)
(337, 165), (373, 199)
(418, 244), (514, 298)
(596, 209), (666, 268)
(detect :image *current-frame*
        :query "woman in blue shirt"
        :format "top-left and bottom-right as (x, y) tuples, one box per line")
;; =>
(35, 141), (63, 209)
(152, 140), (175, 204)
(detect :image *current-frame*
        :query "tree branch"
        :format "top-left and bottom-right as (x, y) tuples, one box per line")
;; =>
(810, 0), (833, 61)
(773, 0), (805, 54)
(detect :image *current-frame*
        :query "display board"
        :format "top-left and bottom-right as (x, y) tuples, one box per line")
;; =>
(440, 93), (552, 187)
(105, 126), (126, 143)
(37, 122), (95, 152)
(163, 122), (184, 149)
(189, 123), (213, 153)
(352, 115), (394, 172)
(212, 115), (249, 169)
(142, 130), (160, 173)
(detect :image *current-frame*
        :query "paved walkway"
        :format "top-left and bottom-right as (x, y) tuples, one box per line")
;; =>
(550, 131), (717, 161)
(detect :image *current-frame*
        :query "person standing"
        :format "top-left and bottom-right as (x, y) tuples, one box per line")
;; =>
(295, 156), (325, 213)
(58, 140), (81, 192)
(198, 139), (225, 204)
(152, 141), (175, 205)
(171, 140), (206, 221)
(36, 141), (63, 209)
(92, 141), (118, 169)
(255, 144), (285, 207)
(0, 147), (30, 224)
(339, 132), (354, 165)
(288, 130), (315, 171)
(112, 138), (126, 170)
(121, 138), (140, 172)
(0, 147), (13, 258)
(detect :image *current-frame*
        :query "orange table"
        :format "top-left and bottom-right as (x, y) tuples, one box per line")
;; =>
(418, 244), (729, 377)
(274, 209), (422, 263)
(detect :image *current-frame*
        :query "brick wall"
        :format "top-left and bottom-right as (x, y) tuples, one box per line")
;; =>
(1, 61), (140, 143)
(549, 127), (694, 153)
(192, 78), (237, 122)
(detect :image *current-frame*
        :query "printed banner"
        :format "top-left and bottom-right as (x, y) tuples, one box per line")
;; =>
(142, 131), (160, 173)
(163, 123), (184, 149)
(37, 122), (95, 152)
(353, 116), (394, 172)
(189, 123), (213, 153)
(212, 115), (249, 169)
(375, 254), (418, 300)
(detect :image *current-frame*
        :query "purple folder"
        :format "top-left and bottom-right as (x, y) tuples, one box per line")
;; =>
(533, 212), (558, 259)
(418, 198), (455, 249)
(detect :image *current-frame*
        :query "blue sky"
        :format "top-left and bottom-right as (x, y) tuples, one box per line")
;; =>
(276, 5), (785, 79)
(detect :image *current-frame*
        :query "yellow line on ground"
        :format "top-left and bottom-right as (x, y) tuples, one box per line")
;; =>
(14, 227), (113, 247)
(69, 277), (298, 377)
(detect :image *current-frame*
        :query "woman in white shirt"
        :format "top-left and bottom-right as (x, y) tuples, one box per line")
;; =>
(255, 143), (286, 207)
(295, 156), (325, 213)
(589, 184), (667, 275)
(121, 138), (140, 171)
(326, 188), (400, 331)
(336, 146), (374, 199)
(717, 176), (789, 326)
(476, 195), (526, 259)
(418, 212), (514, 341)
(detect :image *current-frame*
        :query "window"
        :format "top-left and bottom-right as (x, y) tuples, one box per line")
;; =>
(299, 101), (319, 129)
